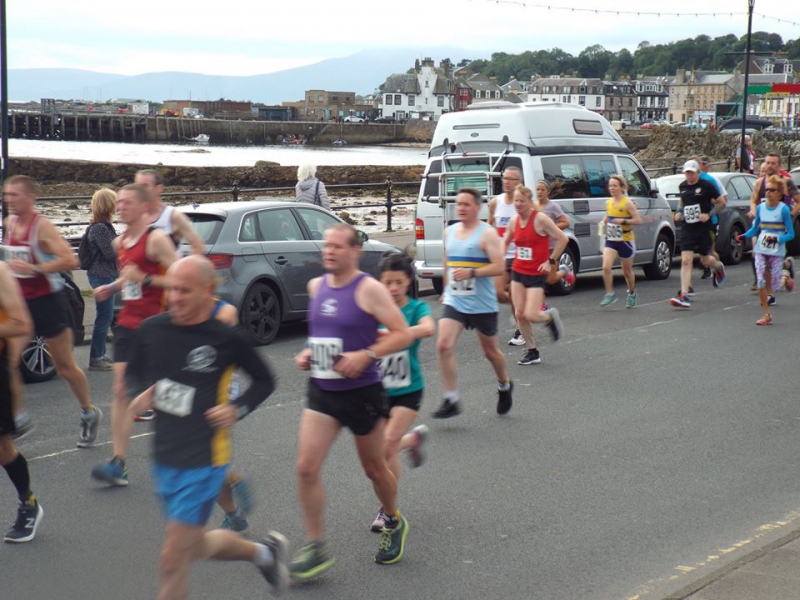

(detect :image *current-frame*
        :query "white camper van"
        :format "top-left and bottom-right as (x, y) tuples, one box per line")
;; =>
(413, 102), (676, 295)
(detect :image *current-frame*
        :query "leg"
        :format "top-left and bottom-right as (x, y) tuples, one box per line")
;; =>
(475, 330), (508, 383)
(493, 269), (511, 305)
(46, 328), (91, 410)
(354, 419), (397, 515)
(521, 286), (548, 324)
(110, 362), (134, 459)
(620, 256), (635, 292)
(0, 436), (29, 501)
(7, 336), (30, 418)
(680, 250), (694, 295)
(88, 275), (115, 363)
(754, 254), (770, 314)
(436, 318), (464, 392)
(601, 247), (618, 294)
(383, 406), (419, 481)
(158, 523), (205, 600)
(510, 281), (536, 348)
(295, 409), (340, 542)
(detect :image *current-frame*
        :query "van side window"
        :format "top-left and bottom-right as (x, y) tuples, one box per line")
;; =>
(616, 156), (650, 197)
(582, 157), (617, 197)
(541, 157), (590, 199)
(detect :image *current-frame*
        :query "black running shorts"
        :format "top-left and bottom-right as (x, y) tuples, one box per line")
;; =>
(26, 290), (71, 339)
(441, 304), (498, 337)
(0, 345), (14, 436)
(306, 380), (389, 436)
(112, 325), (138, 364)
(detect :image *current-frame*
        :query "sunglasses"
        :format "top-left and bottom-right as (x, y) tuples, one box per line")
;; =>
(765, 188), (778, 192)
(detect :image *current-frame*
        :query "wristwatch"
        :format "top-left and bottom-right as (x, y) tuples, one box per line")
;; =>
(548, 258), (556, 265)
(364, 348), (378, 360)
(142, 274), (153, 287)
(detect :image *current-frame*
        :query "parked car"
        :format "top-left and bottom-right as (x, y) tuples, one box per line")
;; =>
(374, 116), (396, 124)
(343, 116), (364, 123)
(791, 167), (800, 188)
(179, 200), (401, 345)
(21, 272), (85, 383)
(640, 122), (656, 130)
(653, 172), (758, 264)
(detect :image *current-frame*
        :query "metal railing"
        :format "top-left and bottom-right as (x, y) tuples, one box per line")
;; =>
(641, 153), (796, 176)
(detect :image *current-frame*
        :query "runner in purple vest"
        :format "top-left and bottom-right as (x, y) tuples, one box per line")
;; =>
(290, 223), (413, 579)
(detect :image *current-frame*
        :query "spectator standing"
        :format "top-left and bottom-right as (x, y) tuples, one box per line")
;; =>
(85, 189), (119, 371)
(295, 164), (331, 210)
(735, 135), (756, 174)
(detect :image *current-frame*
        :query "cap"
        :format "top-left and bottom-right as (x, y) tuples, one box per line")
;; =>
(682, 160), (700, 173)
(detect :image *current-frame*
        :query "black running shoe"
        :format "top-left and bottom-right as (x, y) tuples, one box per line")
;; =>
(701, 267), (712, 279)
(545, 307), (564, 342)
(518, 348), (541, 365)
(496, 380), (513, 415)
(768, 294), (776, 306)
(676, 286), (695, 297)
(4, 500), (43, 543)
(432, 398), (462, 419)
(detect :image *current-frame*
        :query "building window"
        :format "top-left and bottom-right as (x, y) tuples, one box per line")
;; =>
(408, 94), (415, 106)
(495, 91), (500, 99)
(425, 80), (430, 87)
(394, 95), (402, 105)
(595, 97), (602, 107)
(764, 62), (774, 74)
(785, 63), (794, 74)
(385, 95), (393, 105)
(438, 96), (445, 107)
(475, 90), (481, 99)
(579, 96), (586, 106)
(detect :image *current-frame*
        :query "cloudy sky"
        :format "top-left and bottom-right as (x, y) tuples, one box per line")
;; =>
(8, 0), (800, 75)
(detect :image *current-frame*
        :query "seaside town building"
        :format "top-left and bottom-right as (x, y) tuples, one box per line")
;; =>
(378, 58), (455, 121)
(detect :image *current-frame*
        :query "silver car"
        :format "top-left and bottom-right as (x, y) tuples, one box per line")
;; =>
(179, 200), (399, 345)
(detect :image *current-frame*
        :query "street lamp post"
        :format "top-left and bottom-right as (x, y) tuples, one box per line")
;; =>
(739, 0), (755, 173)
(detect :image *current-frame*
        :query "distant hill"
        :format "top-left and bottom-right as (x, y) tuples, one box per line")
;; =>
(9, 46), (481, 104)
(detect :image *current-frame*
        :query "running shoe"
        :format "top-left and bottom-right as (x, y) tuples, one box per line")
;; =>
(77, 406), (102, 449)
(220, 512), (249, 532)
(375, 515), (409, 565)
(91, 458), (129, 486)
(768, 294), (776, 306)
(259, 531), (290, 595)
(518, 348), (542, 365)
(133, 409), (156, 422)
(600, 292), (617, 307)
(507, 329), (525, 346)
(787, 256), (796, 280)
(88, 358), (113, 371)
(669, 294), (691, 308)
(371, 507), (386, 532)
(626, 291), (637, 309)
(407, 425), (429, 469)
(756, 313), (773, 326)
(12, 413), (34, 441)
(539, 302), (549, 312)
(289, 541), (335, 580)
(701, 267), (712, 280)
(230, 471), (256, 516)
(4, 500), (43, 543)
(559, 264), (576, 287)
(676, 286), (696, 297)
(497, 380), (513, 415)
(432, 398), (462, 419)
(545, 307), (564, 342)
(713, 264), (726, 287)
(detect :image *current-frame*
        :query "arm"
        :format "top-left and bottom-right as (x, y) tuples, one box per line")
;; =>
(477, 227), (505, 278)
(487, 198), (497, 227)
(535, 213), (568, 273)
(318, 182), (331, 210)
(749, 179), (762, 217)
(0, 264), (34, 339)
(92, 224), (119, 264)
(13, 218), (79, 275)
(611, 200), (642, 225)
(294, 277), (323, 370)
(170, 210), (206, 255)
(742, 207), (761, 239)
(501, 215), (517, 255)
(215, 303), (239, 327)
(779, 205), (795, 244)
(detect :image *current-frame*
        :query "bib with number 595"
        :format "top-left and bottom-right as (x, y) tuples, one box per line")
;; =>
(683, 204), (702, 224)
(605, 223), (623, 241)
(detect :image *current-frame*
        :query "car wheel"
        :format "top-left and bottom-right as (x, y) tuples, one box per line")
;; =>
(241, 282), (282, 346)
(20, 335), (57, 383)
(431, 277), (444, 296)
(546, 246), (577, 296)
(720, 223), (744, 265)
(643, 233), (674, 280)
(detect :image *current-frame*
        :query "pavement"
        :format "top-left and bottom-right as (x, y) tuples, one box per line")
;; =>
(67, 231), (800, 600)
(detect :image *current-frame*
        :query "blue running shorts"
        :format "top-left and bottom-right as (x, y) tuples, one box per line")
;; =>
(152, 463), (228, 526)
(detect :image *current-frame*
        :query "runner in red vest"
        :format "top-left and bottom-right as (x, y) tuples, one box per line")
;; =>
(91, 183), (179, 487)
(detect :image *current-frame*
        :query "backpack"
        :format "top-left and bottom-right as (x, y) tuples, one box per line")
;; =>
(314, 180), (321, 206)
(78, 222), (116, 270)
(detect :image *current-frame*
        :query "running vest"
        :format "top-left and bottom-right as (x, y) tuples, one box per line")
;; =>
(6, 214), (64, 299)
(605, 197), (635, 242)
(753, 202), (792, 257)
(151, 205), (180, 247)
(378, 298), (430, 397)
(116, 228), (167, 330)
(443, 222), (497, 314)
(758, 172), (793, 207)
(511, 210), (550, 276)
(493, 193), (516, 259)
(308, 273), (381, 391)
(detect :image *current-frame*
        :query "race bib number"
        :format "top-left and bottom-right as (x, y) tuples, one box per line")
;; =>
(121, 280), (142, 301)
(605, 223), (624, 241)
(448, 268), (476, 296)
(683, 204), (702, 224)
(379, 350), (411, 389)
(757, 231), (781, 255)
(154, 378), (195, 417)
(516, 247), (533, 260)
(2, 246), (35, 278)
(309, 337), (344, 379)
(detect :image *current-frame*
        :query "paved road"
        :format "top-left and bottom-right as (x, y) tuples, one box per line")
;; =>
(4, 261), (800, 600)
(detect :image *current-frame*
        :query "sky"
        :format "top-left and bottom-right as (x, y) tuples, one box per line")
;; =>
(7, 0), (800, 76)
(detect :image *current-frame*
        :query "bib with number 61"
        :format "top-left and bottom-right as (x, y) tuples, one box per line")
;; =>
(154, 378), (196, 417)
(121, 280), (143, 301)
